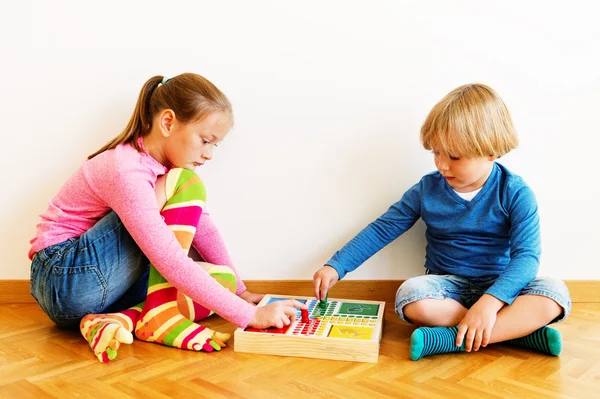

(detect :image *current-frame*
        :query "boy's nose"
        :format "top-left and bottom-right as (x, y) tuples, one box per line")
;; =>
(437, 160), (449, 171)
(202, 148), (213, 160)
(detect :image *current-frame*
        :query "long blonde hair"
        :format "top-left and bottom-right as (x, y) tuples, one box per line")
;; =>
(420, 83), (518, 158)
(89, 73), (233, 159)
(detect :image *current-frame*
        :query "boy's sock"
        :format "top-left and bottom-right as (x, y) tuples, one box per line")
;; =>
(410, 326), (465, 361)
(134, 169), (230, 352)
(504, 326), (562, 356)
(80, 306), (142, 363)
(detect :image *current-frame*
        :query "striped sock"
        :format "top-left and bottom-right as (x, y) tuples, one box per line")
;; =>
(80, 306), (142, 363)
(134, 168), (230, 352)
(178, 265), (238, 321)
(504, 326), (562, 356)
(410, 326), (465, 361)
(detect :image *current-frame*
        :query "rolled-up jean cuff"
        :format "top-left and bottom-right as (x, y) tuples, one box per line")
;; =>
(521, 290), (571, 323)
(395, 292), (457, 323)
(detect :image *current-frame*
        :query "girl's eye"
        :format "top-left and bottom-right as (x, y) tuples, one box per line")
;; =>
(450, 156), (460, 161)
(203, 140), (210, 145)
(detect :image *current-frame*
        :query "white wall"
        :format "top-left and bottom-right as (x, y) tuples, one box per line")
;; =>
(2, 0), (599, 280)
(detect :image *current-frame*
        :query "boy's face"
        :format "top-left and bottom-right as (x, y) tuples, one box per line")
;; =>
(433, 150), (495, 193)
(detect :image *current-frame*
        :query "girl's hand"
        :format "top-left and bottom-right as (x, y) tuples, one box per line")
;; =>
(239, 290), (265, 305)
(456, 294), (504, 351)
(313, 265), (340, 300)
(248, 299), (307, 329)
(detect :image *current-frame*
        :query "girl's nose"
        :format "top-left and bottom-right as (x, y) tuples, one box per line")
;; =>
(202, 147), (213, 161)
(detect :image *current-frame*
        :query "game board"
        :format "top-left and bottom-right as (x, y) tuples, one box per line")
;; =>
(234, 294), (385, 363)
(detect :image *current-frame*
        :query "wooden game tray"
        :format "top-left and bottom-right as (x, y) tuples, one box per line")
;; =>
(234, 294), (385, 363)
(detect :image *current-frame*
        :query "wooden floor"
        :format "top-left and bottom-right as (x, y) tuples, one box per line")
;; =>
(1, 303), (599, 398)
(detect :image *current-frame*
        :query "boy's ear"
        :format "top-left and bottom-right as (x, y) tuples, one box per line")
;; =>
(159, 109), (176, 137)
(488, 154), (499, 161)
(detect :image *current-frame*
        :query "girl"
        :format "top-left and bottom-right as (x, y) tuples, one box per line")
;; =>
(30, 73), (306, 363)
(313, 83), (571, 360)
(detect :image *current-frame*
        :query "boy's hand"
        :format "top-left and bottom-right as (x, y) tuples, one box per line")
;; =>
(456, 294), (504, 352)
(248, 299), (307, 329)
(239, 290), (265, 305)
(313, 265), (340, 300)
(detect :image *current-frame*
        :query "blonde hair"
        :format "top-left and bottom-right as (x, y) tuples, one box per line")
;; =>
(89, 73), (233, 159)
(420, 83), (518, 158)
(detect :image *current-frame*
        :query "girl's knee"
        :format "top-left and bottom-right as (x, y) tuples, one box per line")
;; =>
(164, 168), (207, 203)
(169, 167), (199, 181)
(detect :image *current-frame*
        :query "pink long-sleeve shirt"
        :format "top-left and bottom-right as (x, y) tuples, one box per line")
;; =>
(29, 140), (256, 328)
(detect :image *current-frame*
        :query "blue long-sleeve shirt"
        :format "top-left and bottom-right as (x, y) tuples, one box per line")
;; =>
(326, 163), (541, 305)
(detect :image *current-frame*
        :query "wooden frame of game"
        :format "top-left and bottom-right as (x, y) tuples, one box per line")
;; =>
(234, 294), (386, 363)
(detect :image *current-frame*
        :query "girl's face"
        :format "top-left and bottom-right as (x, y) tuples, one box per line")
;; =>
(433, 149), (495, 193)
(162, 111), (232, 170)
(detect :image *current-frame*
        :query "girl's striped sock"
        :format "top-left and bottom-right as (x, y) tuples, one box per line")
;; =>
(177, 265), (238, 321)
(504, 326), (562, 356)
(410, 326), (465, 361)
(134, 168), (230, 352)
(80, 306), (142, 363)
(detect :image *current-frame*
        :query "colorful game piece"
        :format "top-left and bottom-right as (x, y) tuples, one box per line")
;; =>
(234, 294), (385, 363)
(301, 308), (309, 323)
(319, 293), (328, 309)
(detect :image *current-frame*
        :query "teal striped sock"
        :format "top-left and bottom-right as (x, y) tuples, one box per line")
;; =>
(504, 326), (562, 356)
(410, 326), (465, 361)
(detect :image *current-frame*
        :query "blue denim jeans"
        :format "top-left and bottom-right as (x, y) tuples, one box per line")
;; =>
(395, 272), (572, 324)
(30, 211), (150, 329)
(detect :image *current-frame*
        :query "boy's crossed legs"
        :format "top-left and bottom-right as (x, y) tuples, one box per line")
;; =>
(396, 274), (571, 361)
(80, 168), (236, 363)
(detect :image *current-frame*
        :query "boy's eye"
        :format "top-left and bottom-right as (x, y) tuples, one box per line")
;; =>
(450, 156), (460, 161)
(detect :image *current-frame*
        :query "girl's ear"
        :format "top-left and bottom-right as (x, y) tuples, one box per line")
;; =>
(488, 154), (498, 161)
(159, 109), (176, 137)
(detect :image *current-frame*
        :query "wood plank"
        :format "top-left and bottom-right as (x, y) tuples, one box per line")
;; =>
(0, 303), (599, 398)
(565, 281), (600, 303)
(0, 280), (33, 304)
(2, 279), (599, 303)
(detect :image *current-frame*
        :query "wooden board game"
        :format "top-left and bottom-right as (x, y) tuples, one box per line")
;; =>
(234, 294), (385, 363)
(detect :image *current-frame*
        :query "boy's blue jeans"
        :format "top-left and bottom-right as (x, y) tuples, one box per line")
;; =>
(30, 211), (150, 329)
(395, 272), (572, 323)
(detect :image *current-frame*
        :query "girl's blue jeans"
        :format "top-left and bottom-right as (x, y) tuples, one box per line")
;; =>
(30, 211), (150, 329)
